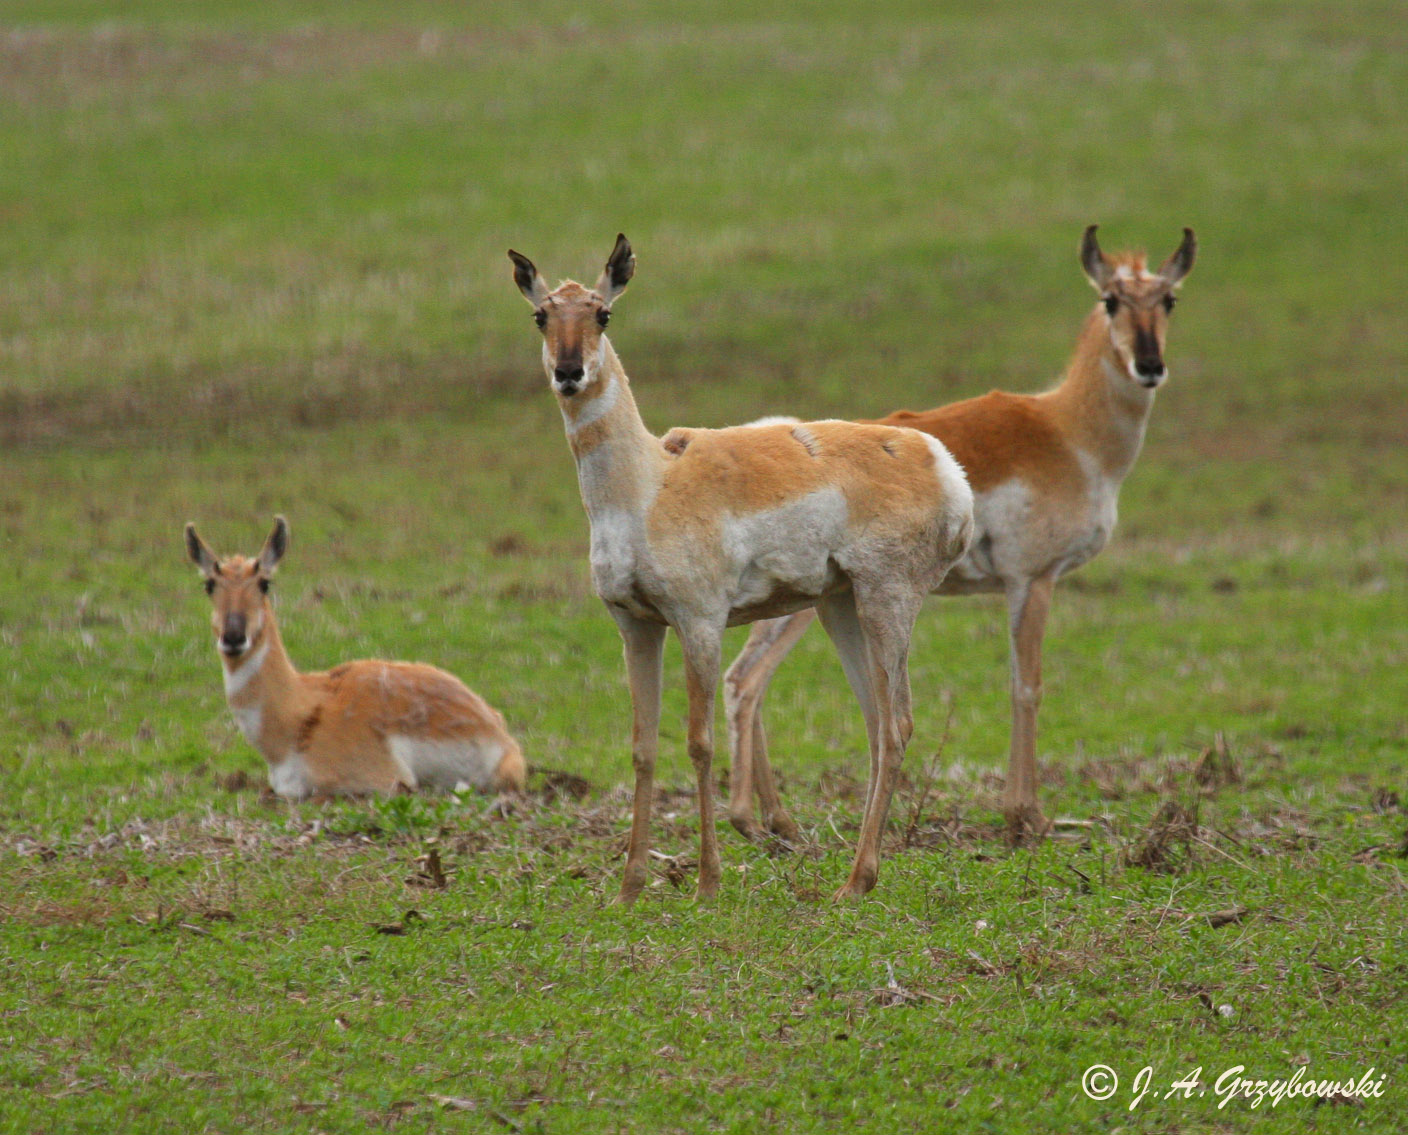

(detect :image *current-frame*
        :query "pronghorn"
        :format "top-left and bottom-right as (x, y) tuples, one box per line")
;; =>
(722, 225), (1197, 844)
(508, 235), (974, 902)
(185, 516), (525, 800)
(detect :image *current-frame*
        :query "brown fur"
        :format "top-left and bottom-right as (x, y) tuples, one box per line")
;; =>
(187, 524), (525, 799)
(724, 227), (1196, 844)
(511, 236), (974, 902)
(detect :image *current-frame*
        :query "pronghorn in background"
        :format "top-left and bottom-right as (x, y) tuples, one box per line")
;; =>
(723, 225), (1197, 844)
(186, 516), (525, 800)
(508, 235), (974, 902)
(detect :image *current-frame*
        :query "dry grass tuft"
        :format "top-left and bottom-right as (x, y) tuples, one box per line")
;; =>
(1122, 798), (1201, 873)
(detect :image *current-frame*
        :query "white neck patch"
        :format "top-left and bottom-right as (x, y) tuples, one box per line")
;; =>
(563, 367), (620, 433)
(223, 638), (269, 699)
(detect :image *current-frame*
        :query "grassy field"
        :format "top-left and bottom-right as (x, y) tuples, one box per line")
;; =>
(2, 1), (1406, 1131)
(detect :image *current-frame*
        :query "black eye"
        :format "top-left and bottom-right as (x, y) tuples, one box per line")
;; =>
(204, 578), (215, 596)
(258, 578), (270, 594)
(1103, 295), (1119, 317)
(1163, 295), (1177, 313)
(596, 309), (610, 328)
(533, 310), (547, 330)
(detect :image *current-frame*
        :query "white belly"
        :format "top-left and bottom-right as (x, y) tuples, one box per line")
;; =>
(388, 735), (505, 791)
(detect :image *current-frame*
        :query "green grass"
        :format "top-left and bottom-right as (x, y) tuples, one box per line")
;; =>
(2, 1), (1406, 1131)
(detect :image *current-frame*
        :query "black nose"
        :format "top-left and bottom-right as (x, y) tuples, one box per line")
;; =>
(1135, 358), (1164, 378)
(554, 363), (585, 390)
(221, 615), (247, 650)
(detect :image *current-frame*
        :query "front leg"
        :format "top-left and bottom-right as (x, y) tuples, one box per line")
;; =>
(675, 618), (726, 900)
(1003, 573), (1057, 844)
(610, 609), (667, 905)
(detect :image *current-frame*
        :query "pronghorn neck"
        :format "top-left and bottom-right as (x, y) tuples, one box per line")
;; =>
(1046, 308), (1156, 482)
(220, 616), (304, 728)
(560, 338), (665, 519)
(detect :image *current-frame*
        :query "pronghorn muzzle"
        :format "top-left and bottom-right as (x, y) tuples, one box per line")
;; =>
(220, 613), (249, 654)
(554, 361), (585, 396)
(1133, 328), (1164, 386)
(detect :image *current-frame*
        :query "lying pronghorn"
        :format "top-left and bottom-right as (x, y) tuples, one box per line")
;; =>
(185, 516), (525, 800)
(508, 235), (973, 902)
(722, 225), (1196, 844)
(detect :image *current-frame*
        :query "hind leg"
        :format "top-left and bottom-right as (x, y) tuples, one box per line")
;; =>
(723, 611), (815, 842)
(828, 584), (920, 900)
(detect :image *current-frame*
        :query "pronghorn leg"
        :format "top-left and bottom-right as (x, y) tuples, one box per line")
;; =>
(813, 591), (888, 898)
(675, 619), (726, 900)
(829, 585), (919, 901)
(1003, 572), (1057, 845)
(723, 610), (816, 842)
(610, 610), (667, 905)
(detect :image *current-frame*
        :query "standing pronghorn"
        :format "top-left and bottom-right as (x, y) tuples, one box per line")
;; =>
(723, 225), (1197, 844)
(186, 516), (525, 800)
(508, 235), (973, 902)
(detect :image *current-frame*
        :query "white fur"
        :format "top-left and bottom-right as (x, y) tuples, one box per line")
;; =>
(741, 414), (801, 428)
(1060, 448), (1118, 573)
(389, 735), (504, 791)
(268, 752), (313, 800)
(230, 705), (262, 747)
(724, 487), (850, 611)
(587, 506), (644, 609)
(564, 366), (621, 433)
(942, 479), (1031, 592)
(921, 433), (975, 538)
(222, 639), (268, 699)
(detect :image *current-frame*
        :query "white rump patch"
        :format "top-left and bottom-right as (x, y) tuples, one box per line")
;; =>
(922, 434), (975, 536)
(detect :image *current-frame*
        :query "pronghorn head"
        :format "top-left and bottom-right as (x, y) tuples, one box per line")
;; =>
(508, 234), (635, 399)
(1080, 225), (1196, 390)
(185, 516), (288, 660)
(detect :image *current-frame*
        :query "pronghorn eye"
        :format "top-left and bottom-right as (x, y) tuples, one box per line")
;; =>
(1163, 294), (1177, 313)
(596, 309), (610, 328)
(204, 578), (216, 596)
(533, 310), (547, 330)
(258, 578), (270, 594)
(1103, 295), (1119, 317)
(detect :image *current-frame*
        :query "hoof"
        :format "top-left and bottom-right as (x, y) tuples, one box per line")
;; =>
(728, 813), (764, 843)
(832, 867), (877, 902)
(766, 811), (801, 844)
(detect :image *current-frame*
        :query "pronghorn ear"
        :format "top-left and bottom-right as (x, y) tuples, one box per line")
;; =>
(594, 233), (634, 307)
(185, 523), (219, 577)
(1157, 227), (1197, 287)
(258, 515), (289, 574)
(1079, 224), (1113, 292)
(507, 250), (549, 306)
